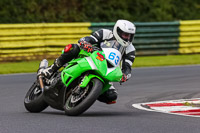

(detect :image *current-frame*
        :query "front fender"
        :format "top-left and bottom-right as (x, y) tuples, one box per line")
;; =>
(79, 74), (110, 95)
(79, 74), (104, 88)
(61, 57), (96, 87)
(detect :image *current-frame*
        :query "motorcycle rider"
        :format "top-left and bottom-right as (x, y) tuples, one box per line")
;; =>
(40, 20), (136, 104)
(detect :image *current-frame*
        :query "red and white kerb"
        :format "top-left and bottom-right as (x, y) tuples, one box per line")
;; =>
(132, 98), (200, 117)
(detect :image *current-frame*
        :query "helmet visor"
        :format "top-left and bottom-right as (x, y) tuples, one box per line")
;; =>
(117, 27), (134, 42)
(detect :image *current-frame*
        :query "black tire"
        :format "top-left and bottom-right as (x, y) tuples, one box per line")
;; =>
(24, 80), (48, 113)
(64, 78), (103, 116)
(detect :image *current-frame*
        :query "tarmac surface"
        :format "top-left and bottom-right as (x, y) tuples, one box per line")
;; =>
(0, 65), (200, 133)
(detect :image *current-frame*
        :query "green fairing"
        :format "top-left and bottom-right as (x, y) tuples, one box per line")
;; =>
(91, 51), (122, 82)
(90, 51), (107, 76)
(104, 66), (122, 82)
(61, 49), (122, 94)
(61, 57), (92, 87)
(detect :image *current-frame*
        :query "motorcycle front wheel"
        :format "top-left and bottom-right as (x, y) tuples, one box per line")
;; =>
(64, 78), (103, 116)
(24, 80), (48, 113)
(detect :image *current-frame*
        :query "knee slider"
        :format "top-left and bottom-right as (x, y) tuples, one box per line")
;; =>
(64, 44), (72, 53)
(60, 44), (80, 63)
(64, 44), (80, 56)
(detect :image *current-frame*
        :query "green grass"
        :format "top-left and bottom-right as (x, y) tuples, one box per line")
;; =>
(133, 54), (200, 67)
(0, 54), (200, 74)
(0, 60), (54, 74)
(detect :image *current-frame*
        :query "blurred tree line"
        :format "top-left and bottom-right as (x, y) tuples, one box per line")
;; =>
(0, 0), (200, 23)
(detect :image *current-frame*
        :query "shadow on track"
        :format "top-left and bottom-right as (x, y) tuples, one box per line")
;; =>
(80, 111), (139, 117)
(30, 110), (144, 117)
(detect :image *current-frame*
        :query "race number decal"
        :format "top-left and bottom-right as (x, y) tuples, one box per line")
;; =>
(108, 52), (120, 65)
(102, 48), (122, 67)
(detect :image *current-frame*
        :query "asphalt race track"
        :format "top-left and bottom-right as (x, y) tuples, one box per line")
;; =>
(0, 65), (200, 133)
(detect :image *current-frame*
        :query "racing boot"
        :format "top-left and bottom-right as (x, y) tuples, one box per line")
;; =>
(98, 84), (118, 104)
(41, 58), (62, 79)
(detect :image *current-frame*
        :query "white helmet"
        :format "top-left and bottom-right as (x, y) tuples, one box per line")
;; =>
(113, 20), (136, 47)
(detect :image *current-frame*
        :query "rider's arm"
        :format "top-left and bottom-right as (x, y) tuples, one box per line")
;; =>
(121, 44), (136, 80)
(78, 29), (113, 47)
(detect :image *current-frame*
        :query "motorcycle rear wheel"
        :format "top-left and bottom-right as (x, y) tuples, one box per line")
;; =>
(64, 78), (103, 116)
(24, 80), (48, 113)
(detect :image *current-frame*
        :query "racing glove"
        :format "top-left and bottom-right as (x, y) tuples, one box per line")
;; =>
(120, 73), (131, 84)
(79, 41), (93, 53)
(121, 73), (128, 82)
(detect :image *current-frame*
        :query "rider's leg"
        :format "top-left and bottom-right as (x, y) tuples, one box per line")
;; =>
(97, 82), (118, 104)
(42, 44), (80, 78)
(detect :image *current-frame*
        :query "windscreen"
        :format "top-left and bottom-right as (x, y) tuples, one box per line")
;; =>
(100, 40), (125, 54)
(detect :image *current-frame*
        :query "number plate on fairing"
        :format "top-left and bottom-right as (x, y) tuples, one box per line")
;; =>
(102, 48), (122, 67)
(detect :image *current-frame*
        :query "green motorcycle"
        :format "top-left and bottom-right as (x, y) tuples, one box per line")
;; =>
(24, 40), (123, 116)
